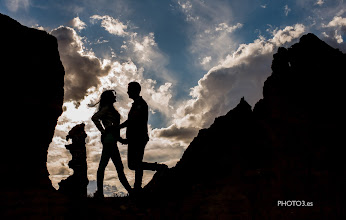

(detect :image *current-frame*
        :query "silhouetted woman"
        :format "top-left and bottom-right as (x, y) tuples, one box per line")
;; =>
(91, 90), (132, 198)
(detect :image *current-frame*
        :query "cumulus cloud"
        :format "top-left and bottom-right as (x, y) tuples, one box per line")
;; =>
(321, 16), (346, 47)
(151, 124), (198, 143)
(90, 14), (176, 84)
(90, 15), (128, 36)
(153, 24), (306, 143)
(144, 142), (186, 164)
(68, 17), (87, 31)
(323, 30), (344, 44)
(326, 16), (346, 28)
(145, 82), (174, 115)
(130, 32), (158, 62)
(51, 26), (111, 102)
(271, 24), (306, 46)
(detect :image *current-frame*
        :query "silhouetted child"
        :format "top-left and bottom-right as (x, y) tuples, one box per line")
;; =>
(59, 123), (88, 197)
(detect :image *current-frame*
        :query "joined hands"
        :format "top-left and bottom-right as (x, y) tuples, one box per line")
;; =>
(119, 137), (128, 145)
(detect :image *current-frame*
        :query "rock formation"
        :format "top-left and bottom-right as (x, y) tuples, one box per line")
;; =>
(144, 33), (346, 219)
(0, 13), (66, 219)
(0, 13), (65, 190)
(59, 123), (89, 197)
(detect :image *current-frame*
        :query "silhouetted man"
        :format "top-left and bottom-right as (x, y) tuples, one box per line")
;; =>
(120, 82), (167, 192)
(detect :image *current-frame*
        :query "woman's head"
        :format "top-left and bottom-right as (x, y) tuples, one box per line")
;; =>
(99, 90), (116, 109)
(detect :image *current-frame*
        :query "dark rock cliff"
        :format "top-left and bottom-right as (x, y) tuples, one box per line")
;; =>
(0, 13), (66, 219)
(144, 33), (346, 219)
(0, 13), (64, 191)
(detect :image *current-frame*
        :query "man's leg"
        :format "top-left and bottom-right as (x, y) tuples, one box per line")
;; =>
(128, 140), (168, 191)
(134, 167), (144, 190)
(128, 141), (146, 191)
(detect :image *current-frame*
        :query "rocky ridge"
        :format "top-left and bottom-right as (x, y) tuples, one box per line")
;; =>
(144, 33), (346, 219)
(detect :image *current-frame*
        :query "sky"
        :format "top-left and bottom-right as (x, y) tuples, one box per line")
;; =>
(1, 0), (345, 196)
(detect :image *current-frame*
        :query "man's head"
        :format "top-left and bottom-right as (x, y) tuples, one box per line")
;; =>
(127, 81), (141, 99)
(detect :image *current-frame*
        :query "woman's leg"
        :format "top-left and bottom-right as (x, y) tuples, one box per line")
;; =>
(110, 145), (132, 193)
(97, 144), (111, 195)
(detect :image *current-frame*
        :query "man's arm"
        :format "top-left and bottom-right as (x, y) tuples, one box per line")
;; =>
(118, 137), (128, 144)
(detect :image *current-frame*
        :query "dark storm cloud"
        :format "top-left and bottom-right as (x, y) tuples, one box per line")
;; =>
(144, 142), (187, 164)
(51, 26), (111, 102)
(152, 124), (199, 143)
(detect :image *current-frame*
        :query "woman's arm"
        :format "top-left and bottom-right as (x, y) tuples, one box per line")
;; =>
(92, 108), (107, 134)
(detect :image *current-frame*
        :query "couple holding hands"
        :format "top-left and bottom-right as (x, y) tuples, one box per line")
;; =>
(91, 82), (167, 198)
